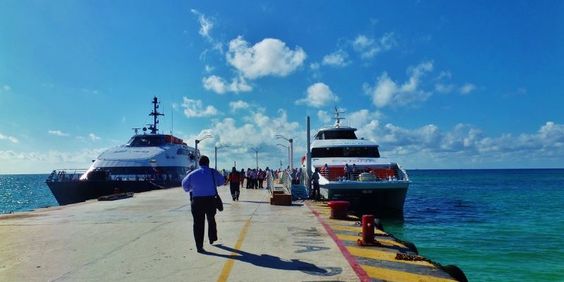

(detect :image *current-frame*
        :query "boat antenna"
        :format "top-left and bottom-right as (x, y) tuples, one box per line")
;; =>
(148, 96), (164, 134)
(132, 127), (142, 135)
(333, 106), (345, 128)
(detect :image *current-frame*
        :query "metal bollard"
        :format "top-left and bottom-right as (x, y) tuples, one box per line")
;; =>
(357, 214), (378, 246)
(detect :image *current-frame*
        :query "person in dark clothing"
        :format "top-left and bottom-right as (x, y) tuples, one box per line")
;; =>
(182, 155), (225, 253)
(228, 167), (240, 201)
(311, 167), (321, 200)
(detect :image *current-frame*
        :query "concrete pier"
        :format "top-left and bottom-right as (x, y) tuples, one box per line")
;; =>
(0, 185), (461, 281)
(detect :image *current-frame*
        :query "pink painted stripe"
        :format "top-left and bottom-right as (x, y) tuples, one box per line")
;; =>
(306, 202), (371, 282)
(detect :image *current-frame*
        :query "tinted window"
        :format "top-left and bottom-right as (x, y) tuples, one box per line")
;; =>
(312, 146), (380, 158)
(316, 130), (357, 140)
(128, 136), (165, 147)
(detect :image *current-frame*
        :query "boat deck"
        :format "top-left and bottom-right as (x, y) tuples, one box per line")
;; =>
(0, 185), (461, 281)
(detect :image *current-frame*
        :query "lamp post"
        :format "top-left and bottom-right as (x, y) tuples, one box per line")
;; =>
(194, 134), (212, 168)
(276, 135), (294, 170)
(250, 147), (259, 169)
(276, 143), (290, 168)
(214, 144), (230, 170)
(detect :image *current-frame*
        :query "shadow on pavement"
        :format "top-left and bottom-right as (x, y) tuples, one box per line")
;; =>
(206, 244), (342, 277)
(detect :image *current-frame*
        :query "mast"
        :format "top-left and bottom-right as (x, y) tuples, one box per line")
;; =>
(333, 107), (345, 128)
(148, 96), (164, 134)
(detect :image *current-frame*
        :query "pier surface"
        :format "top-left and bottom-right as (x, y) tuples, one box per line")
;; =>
(0, 186), (458, 281)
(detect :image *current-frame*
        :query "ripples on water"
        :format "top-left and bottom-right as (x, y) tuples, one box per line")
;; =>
(0, 174), (58, 214)
(383, 169), (564, 281)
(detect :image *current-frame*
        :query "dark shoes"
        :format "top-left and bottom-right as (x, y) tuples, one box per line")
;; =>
(197, 247), (206, 253)
(210, 237), (217, 245)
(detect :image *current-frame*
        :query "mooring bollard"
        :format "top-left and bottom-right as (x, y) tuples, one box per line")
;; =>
(358, 214), (375, 245)
(327, 200), (350, 219)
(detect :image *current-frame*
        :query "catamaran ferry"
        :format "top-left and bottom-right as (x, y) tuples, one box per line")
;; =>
(310, 109), (410, 215)
(46, 97), (197, 205)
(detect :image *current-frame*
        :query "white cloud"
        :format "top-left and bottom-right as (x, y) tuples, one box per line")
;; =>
(191, 9), (214, 40)
(459, 83), (476, 95)
(226, 36), (307, 79)
(0, 132), (18, 143)
(181, 108), (302, 169)
(364, 61), (433, 108)
(310, 62), (320, 70)
(182, 97), (219, 117)
(202, 75), (252, 94)
(48, 130), (70, 137)
(296, 82), (339, 108)
(89, 133), (101, 141)
(436, 71), (452, 80)
(434, 83), (455, 94)
(537, 121), (564, 145)
(317, 110), (332, 124)
(0, 148), (107, 173)
(229, 100), (250, 112)
(322, 50), (349, 67)
(352, 33), (396, 60)
(345, 115), (564, 168)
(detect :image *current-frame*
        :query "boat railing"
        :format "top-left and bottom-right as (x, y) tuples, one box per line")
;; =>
(46, 169), (87, 182)
(317, 165), (405, 182)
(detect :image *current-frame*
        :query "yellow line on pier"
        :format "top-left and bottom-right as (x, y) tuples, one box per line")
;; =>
(217, 218), (252, 282)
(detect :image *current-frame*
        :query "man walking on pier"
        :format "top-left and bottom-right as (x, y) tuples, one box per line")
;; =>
(182, 155), (225, 253)
(228, 167), (240, 201)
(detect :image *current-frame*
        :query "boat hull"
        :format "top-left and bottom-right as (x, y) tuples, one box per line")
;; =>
(46, 180), (179, 205)
(320, 181), (408, 216)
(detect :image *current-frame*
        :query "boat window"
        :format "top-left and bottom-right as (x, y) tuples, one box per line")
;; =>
(127, 136), (166, 147)
(315, 130), (357, 140)
(312, 146), (380, 158)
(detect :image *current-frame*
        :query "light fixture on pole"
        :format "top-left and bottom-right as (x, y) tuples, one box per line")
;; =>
(194, 134), (212, 168)
(276, 135), (294, 170)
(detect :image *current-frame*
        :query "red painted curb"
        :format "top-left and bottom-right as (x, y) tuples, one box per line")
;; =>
(306, 202), (371, 282)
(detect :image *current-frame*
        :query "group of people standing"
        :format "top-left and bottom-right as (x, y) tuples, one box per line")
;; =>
(225, 167), (275, 201)
(243, 167), (270, 189)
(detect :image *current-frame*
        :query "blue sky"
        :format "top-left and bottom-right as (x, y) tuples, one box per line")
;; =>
(1, 1), (563, 173)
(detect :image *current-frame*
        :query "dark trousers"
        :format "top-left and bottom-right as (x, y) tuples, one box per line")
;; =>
(191, 196), (217, 250)
(230, 183), (240, 200)
(311, 182), (320, 200)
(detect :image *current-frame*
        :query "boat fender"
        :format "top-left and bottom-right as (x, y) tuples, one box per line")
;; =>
(441, 264), (468, 282)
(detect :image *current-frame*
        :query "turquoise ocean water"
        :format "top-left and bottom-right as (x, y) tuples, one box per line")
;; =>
(1, 170), (563, 281)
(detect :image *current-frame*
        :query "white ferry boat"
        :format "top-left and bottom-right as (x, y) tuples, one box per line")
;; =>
(46, 97), (197, 205)
(310, 109), (410, 214)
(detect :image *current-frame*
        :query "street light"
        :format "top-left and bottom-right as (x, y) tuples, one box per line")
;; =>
(276, 135), (294, 170)
(194, 134), (212, 168)
(214, 144), (230, 170)
(276, 143), (290, 169)
(250, 147), (259, 170)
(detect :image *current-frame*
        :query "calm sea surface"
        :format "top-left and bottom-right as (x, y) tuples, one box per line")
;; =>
(1, 170), (563, 281)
